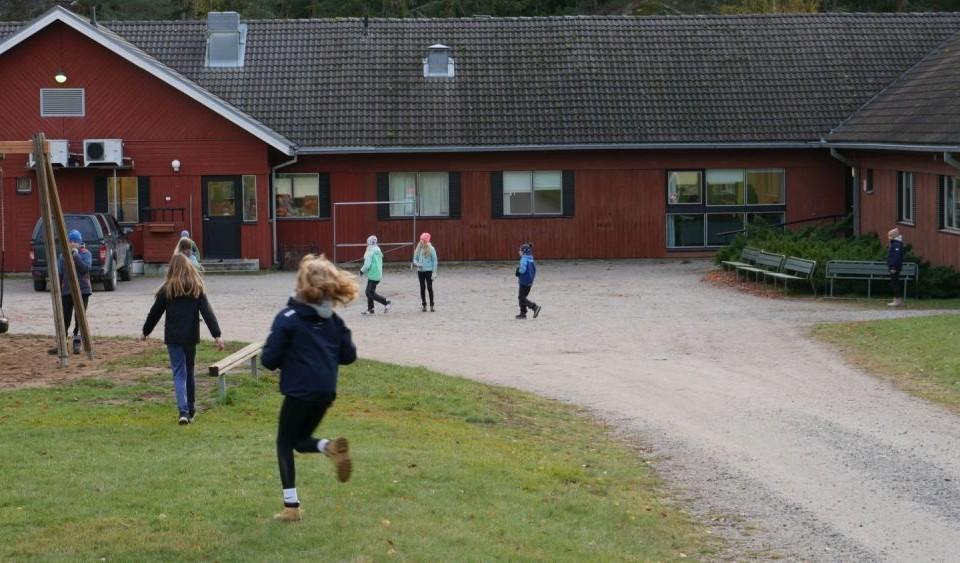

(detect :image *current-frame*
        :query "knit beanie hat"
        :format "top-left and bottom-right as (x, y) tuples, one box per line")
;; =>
(180, 230), (190, 238)
(68, 229), (83, 244)
(888, 228), (901, 240)
(420, 232), (431, 243)
(367, 235), (378, 245)
(520, 242), (533, 255)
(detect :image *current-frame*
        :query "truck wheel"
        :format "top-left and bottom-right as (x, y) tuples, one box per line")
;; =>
(33, 279), (47, 292)
(103, 265), (118, 292)
(119, 255), (131, 282)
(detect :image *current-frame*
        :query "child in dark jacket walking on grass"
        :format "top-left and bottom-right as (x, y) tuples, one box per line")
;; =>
(261, 254), (358, 522)
(141, 254), (224, 425)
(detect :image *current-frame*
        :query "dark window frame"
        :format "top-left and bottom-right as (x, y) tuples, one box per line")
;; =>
(896, 171), (916, 226)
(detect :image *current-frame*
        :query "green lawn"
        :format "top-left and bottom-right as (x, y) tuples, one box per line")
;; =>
(0, 344), (712, 561)
(813, 314), (960, 412)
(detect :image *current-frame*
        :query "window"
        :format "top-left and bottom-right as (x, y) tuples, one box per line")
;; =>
(863, 168), (874, 194)
(666, 168), (786, 248)
(706, 169), (745, 206)
(942, 176), (960, 231)
(424, 44), (454, 77)
(668, 171), (702, 204)
(40, 88), (84, 117)
(16, 177), (31, 194)
(242, 175), (257, 222)
(747, 169), (785, 204)
(108, 177), (139, 223)
(897, 172), (915, 224)
(503, 171), (562, 216)
(275, 174), (320, 218)
(388, 172), (449, 217)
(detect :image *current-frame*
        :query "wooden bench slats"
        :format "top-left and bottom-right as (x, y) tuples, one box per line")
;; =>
(209, 340), (264, 377)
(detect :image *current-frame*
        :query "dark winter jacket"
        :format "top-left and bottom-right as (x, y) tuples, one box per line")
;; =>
(887, 239), (904, 272)
(516, 255), (537, 286)
(142, 292), (221, 346)
(261, 298), (357, 399)
(58, 248), (93, 296)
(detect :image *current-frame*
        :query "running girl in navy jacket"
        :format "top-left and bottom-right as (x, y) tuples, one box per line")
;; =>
(261, 254), (358, 522)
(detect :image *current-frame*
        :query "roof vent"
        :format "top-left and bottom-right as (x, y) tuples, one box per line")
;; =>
(424, 44), (454, 78)
(206, 12), (247, 68)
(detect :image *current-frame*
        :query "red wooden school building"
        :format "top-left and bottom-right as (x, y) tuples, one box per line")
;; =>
(1, 8), (958, 272)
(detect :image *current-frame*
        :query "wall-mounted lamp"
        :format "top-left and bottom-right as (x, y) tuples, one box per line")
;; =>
(54, 69), (68, 84)
(171, 159), (181, 173)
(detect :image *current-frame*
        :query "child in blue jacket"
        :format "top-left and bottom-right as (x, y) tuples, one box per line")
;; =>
(261, 254), (358, 522)
(515, 242), (542, 319)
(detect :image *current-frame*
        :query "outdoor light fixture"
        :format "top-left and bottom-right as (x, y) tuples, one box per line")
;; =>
(171, 159), (181, 173)
(54, 69), (67, 84)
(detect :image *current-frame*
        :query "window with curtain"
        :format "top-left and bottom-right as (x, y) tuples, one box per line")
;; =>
(388, 172), (449, 217)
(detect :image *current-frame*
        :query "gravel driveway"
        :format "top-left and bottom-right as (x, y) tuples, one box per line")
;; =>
(5, 260), (960, 561)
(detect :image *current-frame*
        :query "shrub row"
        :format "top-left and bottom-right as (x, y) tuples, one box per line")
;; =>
(714, 217), (960, 298)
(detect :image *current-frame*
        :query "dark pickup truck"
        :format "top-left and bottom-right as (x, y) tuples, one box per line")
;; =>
(31, 213), (134, 292)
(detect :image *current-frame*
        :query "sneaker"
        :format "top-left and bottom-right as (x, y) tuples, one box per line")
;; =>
(188, 411), (197, 424)
(178, 415), (189, 425)
(533, 305), (542, 319)
(323, 437), (352, 483)
(887, 298), (903, 307)
(384, 302), (392, 314)
(422, 305), (427, 312)
(515, 314), (527, 319)
(273, 506), (302, 522)
(361, 309), (375, 316)
(430, 305), (435, 312)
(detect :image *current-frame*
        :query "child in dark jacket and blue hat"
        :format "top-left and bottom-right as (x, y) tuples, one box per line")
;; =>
(515, 242), (542, 319)
(887, 227), (905, 307)
(261, 254), (358, 522)
(48, 229), (93, 355)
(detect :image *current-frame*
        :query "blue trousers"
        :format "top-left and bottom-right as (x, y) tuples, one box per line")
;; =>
(167, 344), (197, 416)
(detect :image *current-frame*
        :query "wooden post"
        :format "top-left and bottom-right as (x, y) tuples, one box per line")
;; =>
(250, 356), (258, 379)
(33, 136), (68, 365)
(40, 134), (93, 359)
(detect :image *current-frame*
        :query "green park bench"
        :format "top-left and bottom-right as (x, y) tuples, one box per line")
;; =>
(825, 260), (918, 299)
(735, 250), (785, 282)
(721, 246), (760, 273)
(762, 256), (817, 296)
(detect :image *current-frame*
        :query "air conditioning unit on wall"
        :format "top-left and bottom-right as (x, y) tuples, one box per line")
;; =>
(84, 139), (123, 166)
(28, 139), (69, 168)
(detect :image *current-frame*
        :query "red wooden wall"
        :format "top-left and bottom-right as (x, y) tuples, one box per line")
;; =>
(856, 151), (960, 270)
(0, 23), (273, 272)
(276, 149), (847, 263)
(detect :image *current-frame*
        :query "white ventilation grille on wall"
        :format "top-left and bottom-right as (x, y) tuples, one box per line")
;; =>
(206, 12), (247, 68)
(40, 88), (85, 117)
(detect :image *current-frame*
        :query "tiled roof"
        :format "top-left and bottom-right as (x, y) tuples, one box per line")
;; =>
(828, 29), (960, 147)
(3, 13), (960, 149)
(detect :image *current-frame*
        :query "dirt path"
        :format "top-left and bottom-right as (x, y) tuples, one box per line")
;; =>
(5, 261), (959, 561)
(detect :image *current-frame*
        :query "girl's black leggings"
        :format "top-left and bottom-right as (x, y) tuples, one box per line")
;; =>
(418, 271), (434, 306)
(276, 393), (336, 489)
(365, 280), (388, 311)
(889, 268), (901, 297)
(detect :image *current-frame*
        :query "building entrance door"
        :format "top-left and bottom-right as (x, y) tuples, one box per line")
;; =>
(202, 176), (241, 259)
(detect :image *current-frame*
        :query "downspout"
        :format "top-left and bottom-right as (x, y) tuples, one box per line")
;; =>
(945, 152), (960, 171)
(830, 148), (859, 236)
(271, 154), (298, 267)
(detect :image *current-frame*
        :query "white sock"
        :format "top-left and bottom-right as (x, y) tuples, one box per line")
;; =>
(283, 488), (299, 506)
(317, 438), (329, 453)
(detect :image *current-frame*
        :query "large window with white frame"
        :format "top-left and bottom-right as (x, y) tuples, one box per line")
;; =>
(388, 172), (449, 217)
(503, 170), (563, 216)
(897, 171), (915, 225)
(275, 173), (321, 218)
(666, 168), (785, 248)
(941, 176), (960, 232)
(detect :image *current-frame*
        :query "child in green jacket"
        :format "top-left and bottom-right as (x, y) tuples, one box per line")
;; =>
(360, 235), (391, 314)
